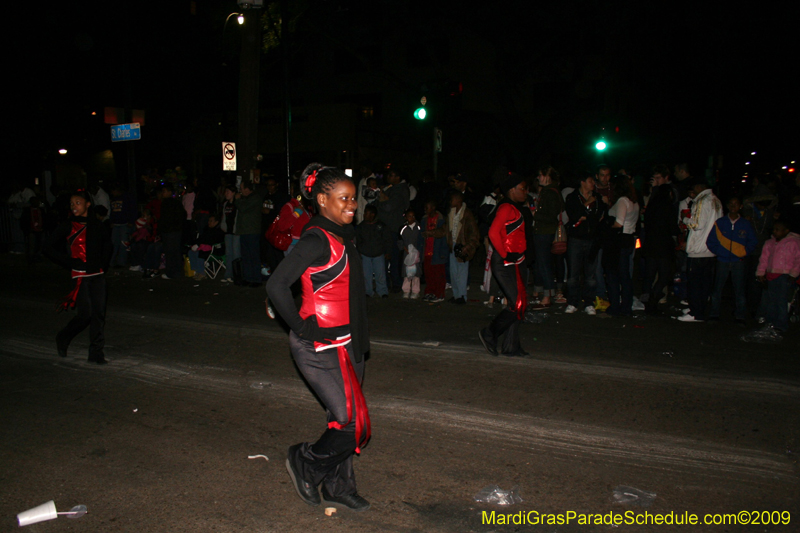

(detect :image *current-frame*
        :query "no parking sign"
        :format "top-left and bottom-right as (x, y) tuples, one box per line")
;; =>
(222, 142), (236, 171)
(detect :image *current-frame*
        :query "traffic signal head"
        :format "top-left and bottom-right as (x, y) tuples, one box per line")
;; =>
(595, 141), (607, 151)
(414, 107), (427, 120)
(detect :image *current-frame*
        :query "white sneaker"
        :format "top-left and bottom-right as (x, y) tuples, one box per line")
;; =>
(403, 292), (410, 299)
(677, 314), (703, 322)
(161, 274), (172, 280)
(682, 308), (692, 315)
(129, 265), (143, 272)
(410, 293), (420, 299)
(565, 305), (578, 314)
(584, 305), (596, 316)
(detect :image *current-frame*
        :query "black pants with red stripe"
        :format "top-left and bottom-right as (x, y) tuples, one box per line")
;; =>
(484, 254), (528, 355)
(57, 275), (107, 360)
(288, 332), (364, 498)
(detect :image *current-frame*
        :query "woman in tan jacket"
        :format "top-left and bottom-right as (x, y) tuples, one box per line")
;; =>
(447, 191), (480, 304)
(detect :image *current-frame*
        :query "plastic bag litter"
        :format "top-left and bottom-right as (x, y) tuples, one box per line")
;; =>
(524, 311), (548, 324)
(741, 325), (783, 344)
(612, 485), (656, 507)
(632, 297), (645, 311)
(473, 485), (523, 506)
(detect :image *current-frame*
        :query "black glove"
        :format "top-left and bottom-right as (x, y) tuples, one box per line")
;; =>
(298, 315), (320, 340)
(504, 252), (523, 264)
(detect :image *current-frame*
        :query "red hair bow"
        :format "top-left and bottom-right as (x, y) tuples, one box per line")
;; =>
(305, 170), (318, 194)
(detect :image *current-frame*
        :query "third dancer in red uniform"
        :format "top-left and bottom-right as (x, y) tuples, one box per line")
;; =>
(479, 173), (531, 357)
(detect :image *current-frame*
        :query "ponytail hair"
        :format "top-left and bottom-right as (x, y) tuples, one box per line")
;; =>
(300, 163), (351, 203)
(72, 189), (93, 204)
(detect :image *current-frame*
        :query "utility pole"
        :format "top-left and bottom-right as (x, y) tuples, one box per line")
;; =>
(237, 5), (262, 181)
(281, 0), (292, 191)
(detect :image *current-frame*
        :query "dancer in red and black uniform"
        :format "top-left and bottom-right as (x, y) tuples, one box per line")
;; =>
(44, 190), (112, 364)
(479, 173), (531, 357)
(266, 163), (371, 511)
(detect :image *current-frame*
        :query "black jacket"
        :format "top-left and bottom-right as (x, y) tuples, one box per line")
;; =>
(355, 220), (394, 258)
(643, 184), (677, 258)
(159, 197), (186, 234)
(565, 189), (605, 240)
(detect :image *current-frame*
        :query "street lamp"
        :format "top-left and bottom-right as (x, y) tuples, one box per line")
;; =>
(224, 12), (245, 27)
(221, 13), (245, 68)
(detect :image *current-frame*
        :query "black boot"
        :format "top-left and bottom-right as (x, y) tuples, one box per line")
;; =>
(478, 328), (497, 356)
(286, 444), (321, 506)
(56, 340), (68, 358)
(321, 487), (371, 512)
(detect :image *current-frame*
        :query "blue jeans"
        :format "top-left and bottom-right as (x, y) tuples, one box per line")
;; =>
(449, 253), (469, 299)
(757, 274), (793, 332)
(111, 224), (131, 267)
(240, 234), (261, 283)
(607, 246), (634, 315)
(533, 233), (555, 295)
(566, 238), (597, 308)
(595, 249), (606, 299)
(362, 255), (388, 297)
(224, 234), (241, 279)
(709, 260), (747, 320)
(188, 249), (205, 274)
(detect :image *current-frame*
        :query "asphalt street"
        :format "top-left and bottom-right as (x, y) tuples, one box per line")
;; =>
(1, 254), (798, 532)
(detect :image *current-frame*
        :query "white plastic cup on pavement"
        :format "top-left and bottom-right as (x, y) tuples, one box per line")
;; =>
(17, 500), (58, 527)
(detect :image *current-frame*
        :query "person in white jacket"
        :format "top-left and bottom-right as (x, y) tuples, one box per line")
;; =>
(678, 181), (722, 322)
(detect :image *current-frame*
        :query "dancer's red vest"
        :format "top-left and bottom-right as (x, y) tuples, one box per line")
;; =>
(501, 203), (526, 260)
(298, 229), (351, 351)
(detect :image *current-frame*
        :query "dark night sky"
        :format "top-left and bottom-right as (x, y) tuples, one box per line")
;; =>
(13, 1), (798, 183)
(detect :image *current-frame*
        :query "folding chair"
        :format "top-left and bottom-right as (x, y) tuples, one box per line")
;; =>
(204, 243), (226, 280)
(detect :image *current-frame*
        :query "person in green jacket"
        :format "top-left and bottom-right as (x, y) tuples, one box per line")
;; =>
(235, 179), (269, 287)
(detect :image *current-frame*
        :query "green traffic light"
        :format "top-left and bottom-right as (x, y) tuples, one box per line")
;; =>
(414, 107), (427, 120)
(595, 141), (607, 151)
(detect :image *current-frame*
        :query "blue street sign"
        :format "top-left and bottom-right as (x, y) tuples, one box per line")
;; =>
(111, 123), (141, 142)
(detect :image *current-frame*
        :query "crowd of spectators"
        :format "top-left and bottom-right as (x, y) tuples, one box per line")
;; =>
(4, 162), (799, 340)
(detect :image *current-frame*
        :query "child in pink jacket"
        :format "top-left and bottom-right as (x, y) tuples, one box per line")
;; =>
(755, 220), (800, 333)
